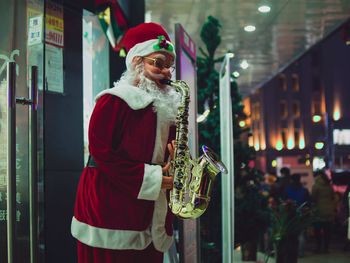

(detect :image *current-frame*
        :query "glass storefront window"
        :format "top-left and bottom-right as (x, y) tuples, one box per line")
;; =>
(82, 9), (110, 164)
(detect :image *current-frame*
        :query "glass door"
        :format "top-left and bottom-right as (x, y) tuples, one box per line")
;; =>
(0, 0), (45, 262)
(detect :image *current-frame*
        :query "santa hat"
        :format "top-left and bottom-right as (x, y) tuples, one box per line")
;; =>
(121, 22), (176, 70)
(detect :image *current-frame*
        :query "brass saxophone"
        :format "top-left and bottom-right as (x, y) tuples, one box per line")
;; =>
(161, 79), (228, 219)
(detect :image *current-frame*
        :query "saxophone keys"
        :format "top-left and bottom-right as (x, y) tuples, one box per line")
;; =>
(174, 181), (183, 190)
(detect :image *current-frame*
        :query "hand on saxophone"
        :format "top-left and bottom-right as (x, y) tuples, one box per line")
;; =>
(161, 163), (173, 189)
(161, 141), (176, 190)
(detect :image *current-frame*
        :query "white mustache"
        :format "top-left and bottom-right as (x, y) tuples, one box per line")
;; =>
(147, 71), (167, 80)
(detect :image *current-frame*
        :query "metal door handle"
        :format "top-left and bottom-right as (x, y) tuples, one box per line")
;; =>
(7, 61), (16, 263)
(29, 65), (38, 263)
(6, 62), (39, 263)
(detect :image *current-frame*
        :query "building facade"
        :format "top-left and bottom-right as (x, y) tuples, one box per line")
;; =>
(246, 22), (350, 175)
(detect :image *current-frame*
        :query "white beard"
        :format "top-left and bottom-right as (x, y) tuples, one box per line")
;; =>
(116, 63), (181, 125)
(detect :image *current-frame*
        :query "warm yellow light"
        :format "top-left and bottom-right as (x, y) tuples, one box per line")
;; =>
(271, 160), (277, 167)
(287, 136), (294, 150)
(254, 143), (260, 151)
(333, 109), (341, 121)
(276, 140), (283, 151)
(299, 138), (305, 149)
(248, 136), (254, 147)
(312, 115), (321, 123)
(333, 98), (341, 121)
(239, 120), (246, 127)
(260, 141), (266, 150)
(315, 142), (324, 150)
(305, 160), (310, 166)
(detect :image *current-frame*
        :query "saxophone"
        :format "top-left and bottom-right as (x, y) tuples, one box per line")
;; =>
(161, 79), (228, 219)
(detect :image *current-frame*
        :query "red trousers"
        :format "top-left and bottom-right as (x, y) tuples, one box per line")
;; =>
(77, 241), (163, 263)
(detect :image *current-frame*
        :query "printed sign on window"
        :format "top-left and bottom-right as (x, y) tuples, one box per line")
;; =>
(45, 1), (64, 48)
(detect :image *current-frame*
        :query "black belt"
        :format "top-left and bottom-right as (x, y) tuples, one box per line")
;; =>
(86, 155), (98, 168)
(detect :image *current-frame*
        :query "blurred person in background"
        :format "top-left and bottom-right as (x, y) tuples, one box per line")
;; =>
(311, 170), (336, 253)
(285, 173), (310, 257)
(342, 181), (350, 251)
(270, 167), (291, 203)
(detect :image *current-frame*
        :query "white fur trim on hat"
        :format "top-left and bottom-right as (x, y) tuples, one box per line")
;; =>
(126, 38), (176, 70)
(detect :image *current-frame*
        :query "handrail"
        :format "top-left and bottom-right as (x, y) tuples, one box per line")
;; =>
(7, 61), (16, 263)
(29, 65), (38, 263)
(6, 62), (39, 263)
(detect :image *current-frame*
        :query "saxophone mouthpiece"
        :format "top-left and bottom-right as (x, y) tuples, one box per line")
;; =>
(160, 79), (172, 85)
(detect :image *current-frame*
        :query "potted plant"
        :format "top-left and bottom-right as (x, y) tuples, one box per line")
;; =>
(269, 200), (315, 263)
(235, 167), (270, 261)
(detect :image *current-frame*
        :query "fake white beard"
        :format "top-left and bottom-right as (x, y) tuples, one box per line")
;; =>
(116, 63), (181, 124)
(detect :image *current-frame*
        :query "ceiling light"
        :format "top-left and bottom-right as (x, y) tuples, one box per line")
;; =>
(244, 25), (256, 32)
(258, 5), (271, 13)
(240, 60), (249, 69)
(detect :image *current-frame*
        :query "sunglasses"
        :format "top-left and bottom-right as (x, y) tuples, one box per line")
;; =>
(142, 57), (175, 72)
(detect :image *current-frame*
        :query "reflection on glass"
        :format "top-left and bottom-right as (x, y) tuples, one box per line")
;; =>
(82, 9), (110, 164)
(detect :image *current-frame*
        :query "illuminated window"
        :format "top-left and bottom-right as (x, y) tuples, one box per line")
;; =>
(254, 103), (261, 120)
(280, 101), (288, 119)
(313, 157), (326, 170)
(251, 103), (259, 120)
(292, 74), (300, 92)
(279, 74), (287, 91)
(292, 101), (300, 117)
(333, 129), (350, 145)
(250, 104), (255, 121)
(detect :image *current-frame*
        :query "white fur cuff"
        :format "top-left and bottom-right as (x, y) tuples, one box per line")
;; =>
(137, 164), (163, 200)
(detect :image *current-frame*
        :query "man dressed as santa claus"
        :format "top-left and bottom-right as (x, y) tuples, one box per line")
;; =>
(71, 22), (180, 263)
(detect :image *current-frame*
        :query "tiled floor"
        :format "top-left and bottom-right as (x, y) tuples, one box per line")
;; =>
(234, 250), (350, 263)
(234, 240), (350, 263)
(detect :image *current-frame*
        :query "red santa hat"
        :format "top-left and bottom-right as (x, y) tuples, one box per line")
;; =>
(121, 22), (176, 70)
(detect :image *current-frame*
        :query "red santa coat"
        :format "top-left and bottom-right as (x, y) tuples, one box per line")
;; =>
(71, 84), (176, 252)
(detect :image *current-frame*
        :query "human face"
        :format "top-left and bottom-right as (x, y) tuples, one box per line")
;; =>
(142, 52), (174, 88)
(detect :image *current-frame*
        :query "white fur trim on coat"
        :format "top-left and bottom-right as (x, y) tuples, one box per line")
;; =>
(138, 164), (163, 200)
(151, 190), (174, 252)
(95, 83), (154, 110)
(126, 38), (175, 70)
(71, 217), (152, 250)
